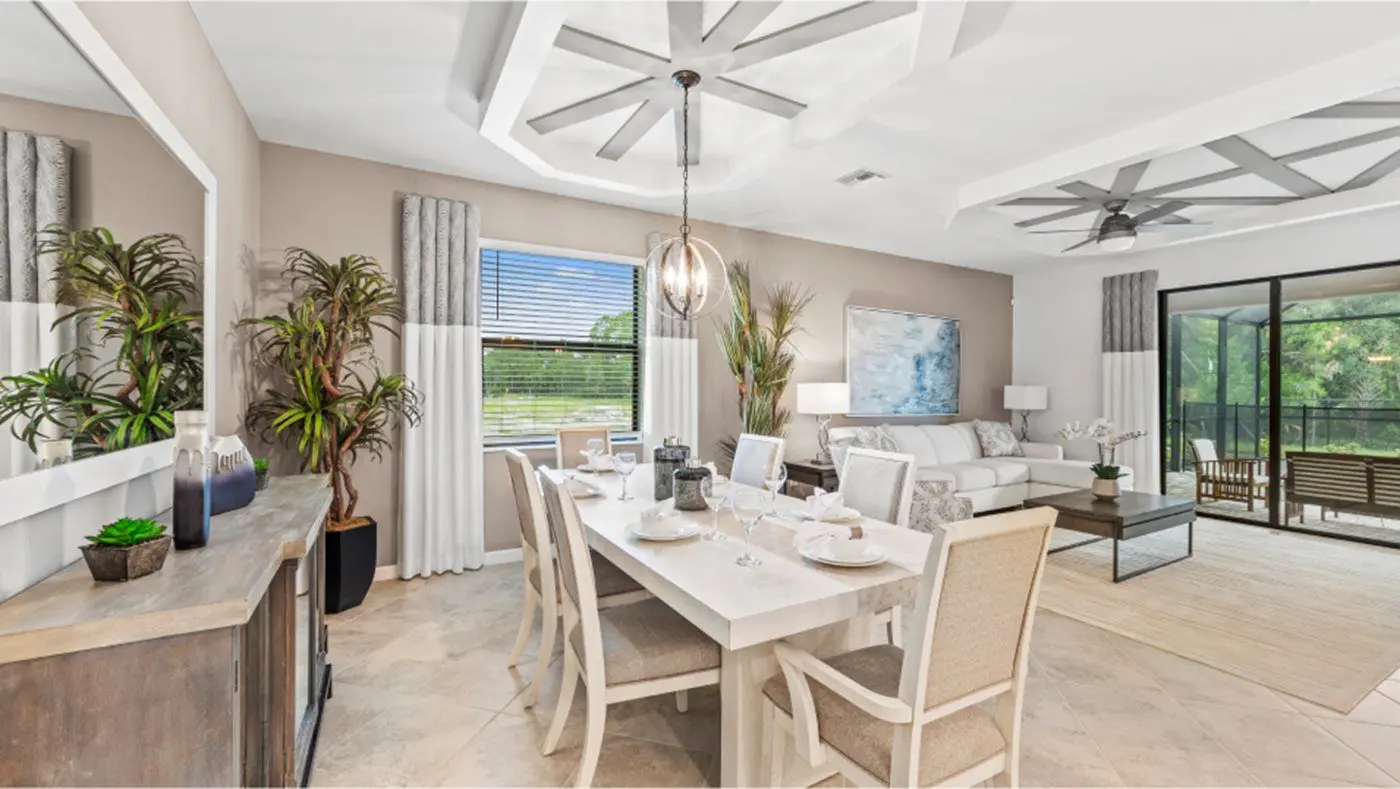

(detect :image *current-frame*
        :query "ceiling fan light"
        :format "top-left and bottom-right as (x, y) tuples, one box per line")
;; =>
(1098, 229), (1136, 253)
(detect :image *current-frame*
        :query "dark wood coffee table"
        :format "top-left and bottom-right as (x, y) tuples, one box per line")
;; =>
(1024, 490), (1196, 582)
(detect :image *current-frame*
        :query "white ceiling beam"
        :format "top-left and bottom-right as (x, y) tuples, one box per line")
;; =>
(526, 78), (659, 134)
(700, 1), (781, 56)
(1339, 147), (1400, 191)
(1203, 136), (1330, 198)
(598, 99), (670, 161)
(703, 76), (805, 119)
(725, 1), (918, 72)
(1299, 101), (1400, 119)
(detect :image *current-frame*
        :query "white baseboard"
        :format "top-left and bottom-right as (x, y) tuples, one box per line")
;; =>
(373, 564), (398, 582)
(484, 547), (523, 566)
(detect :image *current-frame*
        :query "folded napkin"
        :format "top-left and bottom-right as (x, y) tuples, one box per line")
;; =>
(791, 521), (865, 551)
(564, 477), (603, 497)
(806, 490), (845, 522)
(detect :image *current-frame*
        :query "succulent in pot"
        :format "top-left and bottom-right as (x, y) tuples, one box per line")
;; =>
(253, 458), (270, 492)
(80, 517), (172, 582)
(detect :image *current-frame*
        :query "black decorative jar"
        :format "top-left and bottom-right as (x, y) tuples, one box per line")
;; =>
(172, 410), (211, 550)
(653, 435), (690, 500)
(673, 458), (711, 512)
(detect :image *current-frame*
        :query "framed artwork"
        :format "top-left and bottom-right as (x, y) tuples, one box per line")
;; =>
(845, 306), (961, 417)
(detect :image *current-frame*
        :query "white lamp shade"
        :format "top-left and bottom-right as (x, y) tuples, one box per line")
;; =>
(1004, 385), (1048, 411)
(797, 383), (850, 415)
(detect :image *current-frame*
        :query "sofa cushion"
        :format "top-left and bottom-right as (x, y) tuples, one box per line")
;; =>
(921, 463), (997, 492)
(966, 458), (1030, 486)
(884, 425), (941, 468)
(1019, 459), (1134, 489)
(951, 423), (984, 459)
(925, 425), (976, 465)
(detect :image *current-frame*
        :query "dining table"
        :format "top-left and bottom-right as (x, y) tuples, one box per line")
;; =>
(542, 464), (934, 788)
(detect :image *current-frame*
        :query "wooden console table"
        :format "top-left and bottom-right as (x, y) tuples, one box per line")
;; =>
(0, 475), (334, 786)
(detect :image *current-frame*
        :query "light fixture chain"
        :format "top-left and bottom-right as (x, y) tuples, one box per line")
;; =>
(681, 83), (690, 237)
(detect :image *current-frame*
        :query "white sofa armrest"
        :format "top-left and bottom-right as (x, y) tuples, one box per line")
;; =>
(1020, 442), (1064, 460)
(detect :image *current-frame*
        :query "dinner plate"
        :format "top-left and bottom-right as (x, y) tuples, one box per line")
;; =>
(795, 506), (862, 524)
(575, 464), (615, 474)
(799, 539), (887, 568)
(564, 481), (604, 499)
(626, 520), (700, 542)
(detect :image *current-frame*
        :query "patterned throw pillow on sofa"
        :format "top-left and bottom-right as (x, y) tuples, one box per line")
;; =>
(973, 420), (1023, 458)
(830, 424), (898, 474)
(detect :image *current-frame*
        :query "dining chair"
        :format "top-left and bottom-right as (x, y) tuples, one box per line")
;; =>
(502, 450), (649, 709)
(760, 507), (1056, 788)
(538, 473), (722, 787)
(839, 447), (918, 646)
(731, 433), (786, 488)
(556, 426), (612, 470)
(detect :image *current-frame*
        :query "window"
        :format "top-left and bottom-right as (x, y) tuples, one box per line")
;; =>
(480, 246), (641, 444)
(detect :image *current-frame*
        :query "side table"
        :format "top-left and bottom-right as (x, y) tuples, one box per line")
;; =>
(784, 459), (839, 494)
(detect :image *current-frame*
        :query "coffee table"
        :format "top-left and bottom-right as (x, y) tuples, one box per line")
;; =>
(1024, 489), (1196, 582)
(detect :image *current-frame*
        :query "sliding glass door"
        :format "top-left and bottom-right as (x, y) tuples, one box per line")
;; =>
(1161, 263), (1400, 548)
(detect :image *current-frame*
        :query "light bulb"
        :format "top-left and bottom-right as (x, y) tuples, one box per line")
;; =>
(1098, 231), (1136, 253)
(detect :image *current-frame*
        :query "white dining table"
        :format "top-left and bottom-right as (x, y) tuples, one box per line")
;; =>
(543, 464), (934, 787)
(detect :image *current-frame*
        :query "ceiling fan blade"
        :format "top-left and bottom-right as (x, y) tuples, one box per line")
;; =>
(1138, 222), (1213, 232)
(1028, 228), (1102, 234)
(1131, 200), (1192, 226)
(1061, 238), (1097, 253)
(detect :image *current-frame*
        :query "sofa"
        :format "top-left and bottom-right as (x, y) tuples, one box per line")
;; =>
(829, 421), (1134, 513)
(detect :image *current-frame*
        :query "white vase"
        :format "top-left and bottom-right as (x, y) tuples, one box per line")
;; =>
(1091, 477), (1121, 501)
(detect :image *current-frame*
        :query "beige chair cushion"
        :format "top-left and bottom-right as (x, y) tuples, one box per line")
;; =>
(731, 434), (783, 488)
(571, 597), (720, 686)
(592, 552), (644, 598)
(840, 453), (911, 524)
(763, 645), (1005, 784)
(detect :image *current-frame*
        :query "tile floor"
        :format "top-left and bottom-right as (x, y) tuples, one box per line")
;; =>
(312, 564), (1400, 788)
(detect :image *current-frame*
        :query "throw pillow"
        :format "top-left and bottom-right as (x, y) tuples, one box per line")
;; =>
(830, 424), (898, 472)
(973, 420), (1023, 458)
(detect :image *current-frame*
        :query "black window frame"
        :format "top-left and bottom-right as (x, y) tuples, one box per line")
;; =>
(479, 246), (643, 447)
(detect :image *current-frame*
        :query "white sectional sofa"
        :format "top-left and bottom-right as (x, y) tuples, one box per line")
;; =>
(829, 422), (1134, 513)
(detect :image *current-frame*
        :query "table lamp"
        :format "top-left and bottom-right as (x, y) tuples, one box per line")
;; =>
(797, 383), (850, 465)
(1004, 385), (1048, 441)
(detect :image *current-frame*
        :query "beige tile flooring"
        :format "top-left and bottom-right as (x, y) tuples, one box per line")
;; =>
(313, 564), (1400, 788)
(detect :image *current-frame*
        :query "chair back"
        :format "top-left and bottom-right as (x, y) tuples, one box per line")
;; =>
(557, 425), (612, 470)
(504, 450), (553, 599)
(1190, 438), (1218, 463)
(538, 472), (603, 666)
(838, 447), (917, 526)
(899, 507), (1056, 714)
(731, 433), (786, 488)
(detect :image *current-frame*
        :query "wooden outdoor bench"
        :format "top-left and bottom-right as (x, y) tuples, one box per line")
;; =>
(1285, 451), (1400, 523)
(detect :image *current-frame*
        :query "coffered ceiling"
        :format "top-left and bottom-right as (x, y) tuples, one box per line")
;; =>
(192, 1), (1400, 273)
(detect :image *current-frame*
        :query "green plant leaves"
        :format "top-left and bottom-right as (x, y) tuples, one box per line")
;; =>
(86, 516), (166, 546)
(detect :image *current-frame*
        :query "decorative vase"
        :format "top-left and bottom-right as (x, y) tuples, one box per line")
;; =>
(326, 516), (377, 613)
(38, 438), (73, 468)
(652, 436), (690, 501)
(255, 468), (270, 492)
(673, 459), (711, 512)
(1091, 477), (1121, 501)
(210, 435), (256, 515)
(81, 535), (172, 582)
(172, 411), (211, 550)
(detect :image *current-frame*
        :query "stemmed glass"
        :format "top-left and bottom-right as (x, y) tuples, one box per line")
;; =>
(731, 489), (768, 568)
(613, 451), (637, 501)
(584, 438), (605, 470)
(702, 475), (729, 541)
(763, 464), (788, 515)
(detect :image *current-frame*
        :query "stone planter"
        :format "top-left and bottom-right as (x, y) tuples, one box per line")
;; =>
(1091, 477), (1122, 501)
(80, 535), (173, 583)
(326, 516), (377, 614)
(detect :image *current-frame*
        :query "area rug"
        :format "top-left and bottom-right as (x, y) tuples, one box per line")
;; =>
(1038, 519), (1400, 713)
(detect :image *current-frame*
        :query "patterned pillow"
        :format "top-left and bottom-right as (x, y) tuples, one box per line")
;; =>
(973, 420), (1023, 458)
(830, 424), (898, 472)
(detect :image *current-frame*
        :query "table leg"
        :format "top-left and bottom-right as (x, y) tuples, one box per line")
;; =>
(720, 644), (764, 787)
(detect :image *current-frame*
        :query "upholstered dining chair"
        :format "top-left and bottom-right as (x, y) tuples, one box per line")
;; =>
(760, 507), (1057, 789)
(502, 450), (648, 708)
(538, 473), (722, 787)
(839, 447), (919, 646)
(731, 433), (786, 488)
(556, 425), (612, 470)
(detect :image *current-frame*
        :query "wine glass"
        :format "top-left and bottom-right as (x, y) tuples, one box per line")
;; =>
(702, 475), (729, 541)
(763, 464), (788, 514)
(731, 488), (768, 568)
(584, 438), (605, 470)
(613, 451), (637, 501)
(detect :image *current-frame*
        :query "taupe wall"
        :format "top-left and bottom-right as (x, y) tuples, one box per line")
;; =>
(257, 143), (1013, 563)
(80, 1), (261, 437)
(0, 94), (203, 249)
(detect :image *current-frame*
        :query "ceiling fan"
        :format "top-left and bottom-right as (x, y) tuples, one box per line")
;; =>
(1029, 200), (1209, 253)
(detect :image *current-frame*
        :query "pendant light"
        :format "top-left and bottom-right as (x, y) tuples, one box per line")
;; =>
(646, 70), (728, 321)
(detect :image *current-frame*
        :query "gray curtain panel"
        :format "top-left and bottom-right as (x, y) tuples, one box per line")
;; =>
(398, 193), (484, 577)
(1102, 269), (1158, 353)
(642, 230), (700, 451)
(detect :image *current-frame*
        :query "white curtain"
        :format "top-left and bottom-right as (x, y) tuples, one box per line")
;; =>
(641, 231), (699, 453)
(1, 130), (71, 478)
(1102, 270), (1160, 493)
(398, 194), (484, 577)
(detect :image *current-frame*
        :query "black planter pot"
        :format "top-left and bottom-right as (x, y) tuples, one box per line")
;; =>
(326, 517), (377, 614)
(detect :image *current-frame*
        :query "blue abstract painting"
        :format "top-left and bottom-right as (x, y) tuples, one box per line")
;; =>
(846, 307), (960, 416)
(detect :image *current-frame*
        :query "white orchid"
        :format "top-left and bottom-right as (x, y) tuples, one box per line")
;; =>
(1059, 418), (1148, 467)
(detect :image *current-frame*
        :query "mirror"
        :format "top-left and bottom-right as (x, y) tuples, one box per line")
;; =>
(0, 1), (205, 481)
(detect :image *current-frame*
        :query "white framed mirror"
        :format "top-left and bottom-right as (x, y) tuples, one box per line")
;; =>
(0, 1), (216, 557)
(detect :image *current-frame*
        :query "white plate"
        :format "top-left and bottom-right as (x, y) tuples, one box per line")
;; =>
(626, 520), (700, 542)
(800, 539), (887, 568)
(575, 464), (615, 474)
(795, 506), (862, 524)
(564, 481), (604, 499)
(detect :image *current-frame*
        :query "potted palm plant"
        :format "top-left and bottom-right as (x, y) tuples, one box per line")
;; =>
(244, 249), (422, 613)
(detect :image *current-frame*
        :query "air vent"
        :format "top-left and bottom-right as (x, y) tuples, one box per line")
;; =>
(836, 169), (887, 187)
